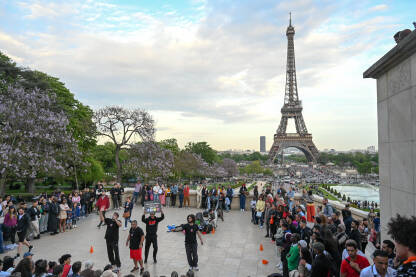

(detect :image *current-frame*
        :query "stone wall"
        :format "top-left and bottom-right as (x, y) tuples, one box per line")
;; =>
(364, 30), (416, 239)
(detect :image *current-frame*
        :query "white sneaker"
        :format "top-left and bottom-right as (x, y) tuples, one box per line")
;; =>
(189, 267), (193, 271)
(193, 266), (199, 271)
(123, 227), (127, 231)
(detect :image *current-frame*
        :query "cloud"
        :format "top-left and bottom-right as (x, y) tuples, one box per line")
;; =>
(370, 4), (388, 12)
(0, 0), (403, 149)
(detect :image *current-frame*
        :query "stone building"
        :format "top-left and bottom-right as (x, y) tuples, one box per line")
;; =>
(364, 29), (416, 238)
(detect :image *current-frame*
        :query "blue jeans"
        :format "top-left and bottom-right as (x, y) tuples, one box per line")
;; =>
(133, 192), (139, 204)
(124, 217), (131, 228)
(240, 196), (246, 210)
(81, 205), (86, 217)
(179, 194), (184, 207)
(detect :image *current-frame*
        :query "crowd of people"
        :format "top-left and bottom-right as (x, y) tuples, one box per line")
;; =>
(246, 183), (416, 277)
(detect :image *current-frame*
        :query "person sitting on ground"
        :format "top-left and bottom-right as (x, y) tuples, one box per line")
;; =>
(69, 262), (82, 277)
(12, 258), (33, 277)
(80, 261), (94, 277)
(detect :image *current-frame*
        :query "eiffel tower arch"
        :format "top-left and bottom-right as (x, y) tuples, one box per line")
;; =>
(269, 14), (319, 163)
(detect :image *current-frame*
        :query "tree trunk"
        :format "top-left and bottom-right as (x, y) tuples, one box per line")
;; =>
(25, 177), (36, 193)
(74, 163), (79, 191)
(115, 145), (122, 183)
(0, 176), (6, 196)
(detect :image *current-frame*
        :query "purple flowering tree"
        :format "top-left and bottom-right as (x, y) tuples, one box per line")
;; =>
(0, 84), (80, 193)
(124, 142), (174, 181)
(94, 106), (155, 183)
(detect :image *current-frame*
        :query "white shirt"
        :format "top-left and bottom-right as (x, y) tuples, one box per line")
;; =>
(360, 264), (397, 277)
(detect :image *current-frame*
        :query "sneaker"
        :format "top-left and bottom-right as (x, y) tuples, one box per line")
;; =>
(153, 259), (157, 264)
(144, 260), (147, 264)
(123, 227), (127, 231)
(189, 267), (193, 271)
(28, 245), (33, 251)
(193, 266), (199, 271)
(130, 267), (138, 273)
(139, 268), (144, 275)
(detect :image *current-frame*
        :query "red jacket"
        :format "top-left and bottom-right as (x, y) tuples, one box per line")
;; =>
(184, 186), (190, 196)
(96, 195), (110, 211)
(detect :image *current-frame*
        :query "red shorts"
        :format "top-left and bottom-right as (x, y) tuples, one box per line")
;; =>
(130, 249), (142, 261)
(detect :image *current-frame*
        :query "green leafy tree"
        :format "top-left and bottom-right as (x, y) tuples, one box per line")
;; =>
(185, 142), (218, 165)
(158, 138), (180, 155)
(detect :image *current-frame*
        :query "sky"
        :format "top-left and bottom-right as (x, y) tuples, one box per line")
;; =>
(1, 0), (415, 151)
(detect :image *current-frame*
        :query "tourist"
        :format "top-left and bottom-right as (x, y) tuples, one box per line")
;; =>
(166, 185), (171, 207)
(265, 202), (272, 237)
(116, 183), (124, 209)
(110, 184), (119, 210)
(125, 220), (144, 274)
(159, 184), (166, 206)
(340, 240), (370, 277)
(336, 223), (348, 255)
(141, 184), (148, 207)
(181, 214), (204, 272)
(201, 185), (207, 209)
(153, 183), (161, 202)
(226, 185), (233, 209)
(132, 181), (141, 205)
(322, 198), (333, 218)
(183, 184), (190, 208)
(310, 242), (331, 277)
(359, 219), (369, 253)
(48, 196), (59, 235)
(253, 185), (259, 201)
(96, 191), (110, 229)
(178, 184), (184, 208)
(287, 233), (300, 275)
(70, 261), (82, 277)
(381, 240), (397, 269)
(3, 206), (17, 244)
(33, 259), (48, 277)
(12, 257), (33, 277)
(297, 244), (312, 277)
(122, 196), (133, 230)
(142, 209), (164, 263)
(349, 220), (362, 251)
(39, 198), (49, 234)
(59, 254), (72, 277)
(28, 200), (41, 239)
(255, 195), (265, 228)
(387, 215), (416, 276)
(360, 250), (396, 277)
(239, 183), (248, 211)
(299, 219), (311, 246)
(171, 184), (178, 207)
(16, 207), (33, 257)
(80, 261), (94, 277)
(342, 204), (353, 235)
(103, 212), (122, 269)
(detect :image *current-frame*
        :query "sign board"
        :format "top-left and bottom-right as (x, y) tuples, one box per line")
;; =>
(144, 201), (161, 214)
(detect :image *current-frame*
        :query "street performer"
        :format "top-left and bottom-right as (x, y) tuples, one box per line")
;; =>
(142, 208), (164, 264)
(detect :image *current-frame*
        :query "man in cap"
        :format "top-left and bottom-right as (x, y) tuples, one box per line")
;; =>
(141, 208), (164, 264)
(309, 241), (331, 277)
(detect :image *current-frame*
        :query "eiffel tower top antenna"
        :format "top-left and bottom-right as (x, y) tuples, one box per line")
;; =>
(289, 12), (291, 26)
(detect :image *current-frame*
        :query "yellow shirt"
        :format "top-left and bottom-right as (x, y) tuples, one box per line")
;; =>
(256, 200), (265, 212)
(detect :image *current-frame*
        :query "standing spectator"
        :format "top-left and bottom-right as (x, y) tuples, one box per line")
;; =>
(201, 185), (207, 209)
(255, 195), (265, 228)
(178, 185), (184, 208)
(171, 184), (178, 207)
(381, 240), (397, 269)
(103, 212), (122, 269)
(110, 184), (119, 210)
(116, 184), (123, 209)
(27, 200), (40, 240)
(153, 184), (161, 202)
(141, 185), (148, 207)
(287, 234), (300, 274)
(340, 240), (370, 277)
(47, 197), (59, 235)
(342, 204), (353, 236)
(349, 220), (362, 251)
(239, 184), (248, 211)
(123, 196), (133, 230)
(359, 219), (369, 253)
(322, 198), (333, 218)
(159, 185), (166, 207)
(96, 191), (110, 228)
(125, 220), (144, 274)
(310, 242), (330, 277)
(39, 198), (49, 234)
(4, 206), (17, 244)
(16, 207), (33, 257)
(226, 185), (233, 209)
(59, 199), (70, 233)
(133, 181), (141, 205)
(387, 215), (416, 276)
(142, 210), (164, 264)
(360, 250), (396, 277)
(165, 186), (171, 207)
(183, 184), (190, 208)
(181, 214), (204, 272)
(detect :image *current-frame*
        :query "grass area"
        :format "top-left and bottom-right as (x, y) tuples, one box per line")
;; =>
(318, 188), (339, 201)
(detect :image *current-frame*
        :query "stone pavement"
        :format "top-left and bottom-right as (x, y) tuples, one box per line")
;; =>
(1, 207), (280, 277)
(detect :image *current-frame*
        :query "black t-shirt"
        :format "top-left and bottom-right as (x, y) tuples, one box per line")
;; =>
(181, 223), (199, 244)
(129, 227), (144, 249)
(104, 218), (120, 242)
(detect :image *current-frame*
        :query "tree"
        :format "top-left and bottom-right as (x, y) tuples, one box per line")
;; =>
(185, 142), (218, 165)
(94, 106), (155, 182)
(79, 157), (105, 187)
(124, 142), (174, 181)
(158, 138), (180, 155)
(221, 158), (238, 177)
(0, 84), (80, 193)
(242, 160), (264, 175)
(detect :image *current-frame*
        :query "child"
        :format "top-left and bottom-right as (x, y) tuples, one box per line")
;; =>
(72, 203), (80, 228)
(225, 196), (230, 212)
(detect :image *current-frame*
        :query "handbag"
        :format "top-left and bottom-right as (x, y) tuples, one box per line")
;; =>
(123, 211), (130, 218)
(256, 211), (262, 218)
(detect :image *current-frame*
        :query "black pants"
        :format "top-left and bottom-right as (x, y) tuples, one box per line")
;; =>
(185, 243), (198, 267)
(171, 194), (176, 207)
(144, 236), (158, 262)
(106, 240), (121, 268)
(362, 242), (368, 253)
(201, 196), (206, 209)
(112, 197), (119, 209)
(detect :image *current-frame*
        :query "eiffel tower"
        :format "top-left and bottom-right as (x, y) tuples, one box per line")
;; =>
(269, 14), (319, 163)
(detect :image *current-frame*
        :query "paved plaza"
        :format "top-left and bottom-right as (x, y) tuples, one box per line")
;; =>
(1, 207), (280, 277)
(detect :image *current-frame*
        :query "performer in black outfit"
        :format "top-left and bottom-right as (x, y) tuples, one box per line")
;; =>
(16, 207), (33, 257)
(141, 209), (164, 263)
(181, 214), (204, 272)
(103, 212), (122, 269)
